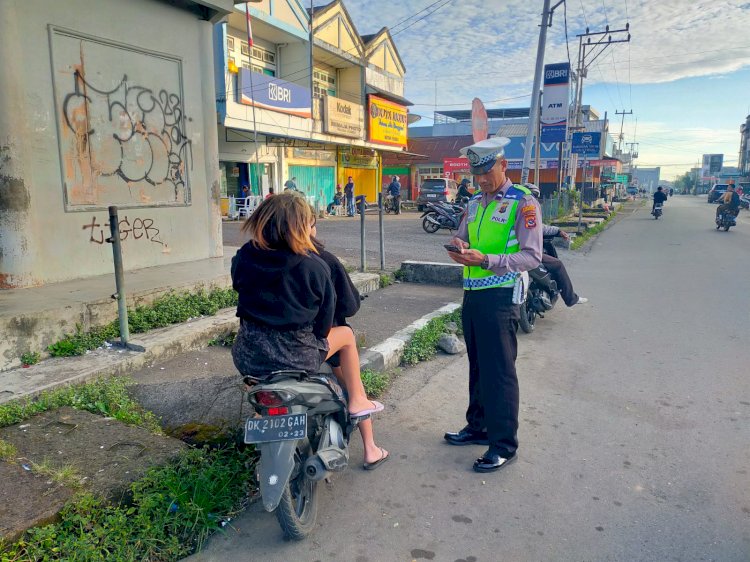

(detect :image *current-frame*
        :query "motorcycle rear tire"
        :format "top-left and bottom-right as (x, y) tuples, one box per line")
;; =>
(422, 215), (440, 233)
(518, 301), (535, 333)
(275, 449), (318, 540)
(724, 225), (730, 231)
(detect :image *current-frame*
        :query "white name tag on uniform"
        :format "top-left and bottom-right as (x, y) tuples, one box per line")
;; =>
(490, 200), (513, 224)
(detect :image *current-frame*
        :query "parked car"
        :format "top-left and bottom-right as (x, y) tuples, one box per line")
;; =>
(416, 178), (459, 212)
(707, 184), (728, 204)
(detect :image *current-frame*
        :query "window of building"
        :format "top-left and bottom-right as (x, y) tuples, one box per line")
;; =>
(313, 68), (336, 98)
(227, 36), (234, 51)
(241, 41), (249, 56)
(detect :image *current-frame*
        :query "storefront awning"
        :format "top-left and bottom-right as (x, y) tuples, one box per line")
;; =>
(365, 85), (413, 107)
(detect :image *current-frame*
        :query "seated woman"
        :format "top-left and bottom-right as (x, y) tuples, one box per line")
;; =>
(231, 192), (389, 470)
(327, 187), (344, 215)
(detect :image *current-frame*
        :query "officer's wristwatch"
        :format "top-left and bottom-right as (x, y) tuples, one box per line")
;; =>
(480, 255), (490, 270)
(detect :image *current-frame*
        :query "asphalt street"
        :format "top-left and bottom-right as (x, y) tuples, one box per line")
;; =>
(223, 211), (456, 270)
(199, 196), (750, 561)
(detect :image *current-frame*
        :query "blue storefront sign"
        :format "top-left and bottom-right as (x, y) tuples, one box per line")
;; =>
(571, 132), (601, 156)
(239, 69), (312, 118)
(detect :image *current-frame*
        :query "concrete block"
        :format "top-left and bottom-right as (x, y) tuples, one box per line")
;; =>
(399, 261), (463, 286)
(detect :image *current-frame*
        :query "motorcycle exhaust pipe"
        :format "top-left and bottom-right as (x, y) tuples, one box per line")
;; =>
(303, 455), (332, 482)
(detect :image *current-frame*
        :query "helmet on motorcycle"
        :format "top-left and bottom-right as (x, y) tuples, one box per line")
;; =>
(524, 183), (541, 198)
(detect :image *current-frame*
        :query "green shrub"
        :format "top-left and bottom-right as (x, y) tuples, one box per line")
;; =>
(2, 447), (256, 561)
(401, 308), (462, 366)
(20, 351), (41, 366)
(378, 273), (394, 289)
(48, 288), (238, 357)
(361, 369), (390, 398)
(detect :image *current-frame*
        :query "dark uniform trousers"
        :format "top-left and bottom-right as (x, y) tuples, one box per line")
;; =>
(462, 287), (520, 457)
(541, 254), (578, 307)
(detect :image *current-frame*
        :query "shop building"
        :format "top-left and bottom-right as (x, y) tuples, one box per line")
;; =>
(213, 0), (410, 211)
(0, 0), (231, 289)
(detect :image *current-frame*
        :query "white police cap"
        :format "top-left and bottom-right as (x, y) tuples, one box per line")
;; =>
(459, 137), (511, 174)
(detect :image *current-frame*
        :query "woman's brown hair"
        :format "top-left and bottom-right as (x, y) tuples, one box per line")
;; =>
(241, 192), (317, 255)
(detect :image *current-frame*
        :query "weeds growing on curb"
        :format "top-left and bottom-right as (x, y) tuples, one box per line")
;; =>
(0, 446), (256, 561)
(0, 377), (160, 433)
(571, 209), (618, 250)
(378, 273), (394, 289)
(0, 439), (17, 461)
(20, 351), (41, 366)
(361, 369), (390, 398)
(208, 332), (237, 347)
(47, 288), (238, 358)
(401, 308), (462, 366)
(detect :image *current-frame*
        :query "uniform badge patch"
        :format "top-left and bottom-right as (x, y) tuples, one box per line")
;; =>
(522, 205), (537, 229)
(525, 216), (537, 229)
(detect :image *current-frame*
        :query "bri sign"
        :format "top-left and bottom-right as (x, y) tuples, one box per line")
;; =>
(239, 69), (312, 118)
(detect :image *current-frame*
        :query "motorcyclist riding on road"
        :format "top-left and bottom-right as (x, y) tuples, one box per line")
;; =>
(653, 186), (668, 212)
(716, 183), (740, 220)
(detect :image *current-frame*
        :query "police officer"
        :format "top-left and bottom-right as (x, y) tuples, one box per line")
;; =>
(444, 137), (542, 473)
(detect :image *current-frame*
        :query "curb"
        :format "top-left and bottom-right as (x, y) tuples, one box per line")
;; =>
(359, 302), (462, 372)
(1, 273), (382, 405)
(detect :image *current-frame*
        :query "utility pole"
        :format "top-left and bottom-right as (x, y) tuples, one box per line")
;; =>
(564, 24), (631, 191)
(615, 109), (633, 152)
(521, 0), (565, 185)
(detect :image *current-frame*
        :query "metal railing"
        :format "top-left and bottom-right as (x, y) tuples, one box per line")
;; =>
(540, 191), (574, 221)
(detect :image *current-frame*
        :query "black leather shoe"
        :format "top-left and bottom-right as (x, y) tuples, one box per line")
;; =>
(443, 428), (489, 446)
(473, 451), (517, 473)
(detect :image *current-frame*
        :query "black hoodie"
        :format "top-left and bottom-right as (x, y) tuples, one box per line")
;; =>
(231, 243), (335, 339)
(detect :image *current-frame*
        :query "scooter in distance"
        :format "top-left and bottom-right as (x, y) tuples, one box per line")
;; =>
(651, 203), (664, 219)
(243, 370), (364, 540)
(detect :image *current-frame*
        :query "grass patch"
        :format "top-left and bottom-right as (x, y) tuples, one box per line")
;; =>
(29, 460), (85, 489)
(0, 377), (160, 433)
(378, 273), (394, 289)
(0, 439), (17, 461)
(20, 352), (41, 367)
(571, 209), (618, 250)
(361, 369), (390, 398)
(1, 446), (256, 561)
(208, 332), (236, 347)
(401, 308), (462, 366)
(47, 288), (238, 358)
(393, 268), (406, 281)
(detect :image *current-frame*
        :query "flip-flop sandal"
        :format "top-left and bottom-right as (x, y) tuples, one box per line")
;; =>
(349, 400), (385, 418)
(363, 447), (389, 471)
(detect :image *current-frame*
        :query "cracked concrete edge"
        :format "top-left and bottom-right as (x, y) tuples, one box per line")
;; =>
(359, 302), (462, 373)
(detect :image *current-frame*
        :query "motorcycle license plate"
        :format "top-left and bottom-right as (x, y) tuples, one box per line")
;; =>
(243, 413), (306, 444)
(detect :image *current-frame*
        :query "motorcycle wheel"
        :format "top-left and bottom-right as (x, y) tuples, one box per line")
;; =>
(275, 448), (318, 541)
(422, 215), (440, 233)
(518, 301), (535, 333)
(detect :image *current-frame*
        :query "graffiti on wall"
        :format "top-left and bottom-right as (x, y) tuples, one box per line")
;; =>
(82, 215), (167, 248)
(51, 29), (192, 209)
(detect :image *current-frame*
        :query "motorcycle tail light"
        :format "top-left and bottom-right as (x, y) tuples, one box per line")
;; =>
(267, 407), (289, 416)
(249, 389), (297, 407)
(443, 189), (449, 195)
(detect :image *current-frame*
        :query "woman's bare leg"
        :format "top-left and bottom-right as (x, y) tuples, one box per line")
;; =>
(327, 327), (388, 464)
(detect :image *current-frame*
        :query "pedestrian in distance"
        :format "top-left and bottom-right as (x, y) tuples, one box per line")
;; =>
(283, 177), (298, 191)
(344, 176), (355, 216)
(241, 184), (250, 198)
(457, 178), (473, 201)
(444, 137), (543, 473)
(525, 183), (588, 307)
(265, 187), (274, 199)
(231, 192), (388, 469)
(387, 175), (402, 214)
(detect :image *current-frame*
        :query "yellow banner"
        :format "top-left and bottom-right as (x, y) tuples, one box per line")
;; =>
(367, 95), (407, 148)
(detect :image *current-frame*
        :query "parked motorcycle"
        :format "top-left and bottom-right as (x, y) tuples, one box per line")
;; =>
(243, 370), (363, 540)
(421, 201), (465, 233)
(716, 209), (738, 231)
(652, 203), (664, 219)
(518, 235), (560, 334)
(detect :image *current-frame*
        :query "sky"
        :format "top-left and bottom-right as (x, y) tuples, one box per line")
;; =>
(344, 0), (750, 180)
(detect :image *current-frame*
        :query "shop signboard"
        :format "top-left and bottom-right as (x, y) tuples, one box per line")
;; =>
(615, 174), (629, 183)
(339, 148), (377, 168)
(471, 98), (488, 142)
(701, 153), (723, 179)
(367, 95), (408, 148)
(540, 62), (570, 143)
(324, 95), (363, 138)
(443, 157), (471, 173)
(571, 132), (601, 156)
(240, 69), (312, 118)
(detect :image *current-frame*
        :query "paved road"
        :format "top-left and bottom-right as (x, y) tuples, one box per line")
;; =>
(224, 211), (456, 270)
(199, 196), (750, 561)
